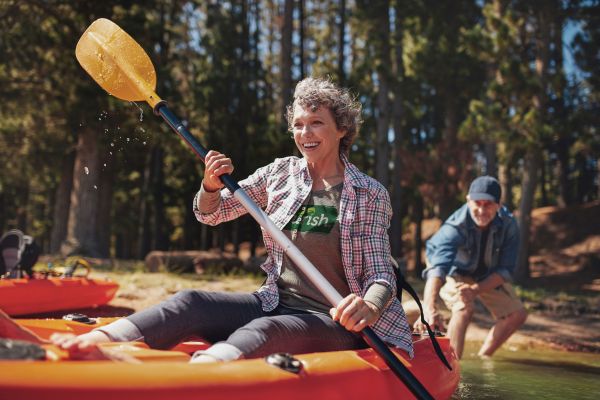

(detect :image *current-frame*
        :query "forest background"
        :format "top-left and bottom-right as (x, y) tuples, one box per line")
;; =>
(0, 0), (598, 284)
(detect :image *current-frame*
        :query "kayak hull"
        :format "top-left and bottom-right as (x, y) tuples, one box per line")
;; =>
(1, 318), (460, 400)
(0, 278), (119, 316)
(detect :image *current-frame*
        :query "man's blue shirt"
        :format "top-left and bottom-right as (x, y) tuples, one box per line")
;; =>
(423, 203), (520, 283)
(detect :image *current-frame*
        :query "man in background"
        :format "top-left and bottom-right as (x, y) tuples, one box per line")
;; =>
(414, 176), (528, 358)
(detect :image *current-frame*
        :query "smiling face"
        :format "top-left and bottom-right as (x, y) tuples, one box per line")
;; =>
(467, 196), (500, 229)
(292, 105), (345, 166)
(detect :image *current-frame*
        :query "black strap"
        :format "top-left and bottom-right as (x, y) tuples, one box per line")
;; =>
(396, 271), (453, 371)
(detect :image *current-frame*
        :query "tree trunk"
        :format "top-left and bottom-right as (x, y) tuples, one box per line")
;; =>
(484, 141), (498, 177)
(0, 192), (4, 232)
(498, 156), (514, 209)
(152, 146), (168, 251)
(50, 151), (74, 253)
(514, 2), (553, 282)
(137, 150), (153, 258)
(201, 224), (209, 251)
(372, 0), (392, 187)
(299, 0), (305, 79)
(337, 0), (346, 84)
(597, 159), (600, 201)
(540, 151), (549, 206)
(390, 156), (403, 258)
(390, 2), (405, 259)
(96, 153), (114, 258)
(413, 195), (424, 277)
(17, 185), (29, 231)
(552, 3), (570, 207)
(184, 188), (199, 250)
(555, 141), (571, 207)
(279, 0), (294, 126)
(61, 128), (101, 257)
(438, 97), (461, 219)
(514, 150), (541, 283)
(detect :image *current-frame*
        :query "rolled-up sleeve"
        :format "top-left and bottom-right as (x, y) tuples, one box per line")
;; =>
(359, 187), (397, 297)
(195, 186), (222, 214)
(423, 224), (464, 281)
(193, 163), (271, 226)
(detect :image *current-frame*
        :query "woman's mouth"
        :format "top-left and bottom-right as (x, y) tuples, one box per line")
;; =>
(302, 142), (320, 150)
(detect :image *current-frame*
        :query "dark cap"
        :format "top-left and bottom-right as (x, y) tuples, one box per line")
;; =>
(468, 176), (501, 203)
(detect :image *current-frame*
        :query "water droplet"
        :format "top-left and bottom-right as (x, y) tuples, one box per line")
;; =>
(110, 143), (115, 147)
(84, 167), (89, 175)
(143, 141), (146, 145)
(103, 163), (107, 167)
(94, 185), (98, 190)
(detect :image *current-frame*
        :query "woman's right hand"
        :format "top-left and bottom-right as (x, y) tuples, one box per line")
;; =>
(202, 150), (235, 192)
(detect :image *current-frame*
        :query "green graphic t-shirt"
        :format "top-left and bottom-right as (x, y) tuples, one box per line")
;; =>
(283, 204), (338, 234)
(278, 183), (350, 314)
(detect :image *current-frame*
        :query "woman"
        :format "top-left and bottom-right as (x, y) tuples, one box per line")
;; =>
(50, 77), (413, 362)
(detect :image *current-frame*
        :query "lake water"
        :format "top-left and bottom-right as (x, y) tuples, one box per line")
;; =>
(452, 342), (600, 399)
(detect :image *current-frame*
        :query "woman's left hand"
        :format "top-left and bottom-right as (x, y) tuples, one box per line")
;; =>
(330, 294), (381, 332)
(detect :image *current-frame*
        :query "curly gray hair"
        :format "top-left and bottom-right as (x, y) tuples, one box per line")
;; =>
(286, 77), (362, 155)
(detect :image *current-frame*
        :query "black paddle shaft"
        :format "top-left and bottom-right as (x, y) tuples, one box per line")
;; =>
(362, 328), (434, 400)
(156, 103), (240, 193)
(155, 102), (434, 400)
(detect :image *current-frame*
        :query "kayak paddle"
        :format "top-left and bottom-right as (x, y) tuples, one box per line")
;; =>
(75, 18), (436, 400)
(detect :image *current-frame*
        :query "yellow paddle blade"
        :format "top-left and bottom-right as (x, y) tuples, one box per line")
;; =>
(75, 18), (162, 109)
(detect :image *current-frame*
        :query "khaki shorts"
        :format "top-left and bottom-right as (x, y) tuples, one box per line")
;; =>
(439, 275), (524, 320)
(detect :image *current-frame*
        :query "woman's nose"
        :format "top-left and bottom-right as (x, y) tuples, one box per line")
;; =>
(301, 124), (312, 134)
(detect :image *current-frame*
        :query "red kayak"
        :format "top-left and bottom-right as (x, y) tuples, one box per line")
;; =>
(0, 277), (119, 316)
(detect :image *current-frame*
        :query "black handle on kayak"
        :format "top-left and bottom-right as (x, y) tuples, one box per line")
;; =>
(154, 101), (434, 400)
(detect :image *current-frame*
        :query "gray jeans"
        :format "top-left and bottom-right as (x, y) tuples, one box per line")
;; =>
(121, 290), (366, 360)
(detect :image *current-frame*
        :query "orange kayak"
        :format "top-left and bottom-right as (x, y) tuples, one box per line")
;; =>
(1, 317), (460, 400)
(0, 278), (119, 316)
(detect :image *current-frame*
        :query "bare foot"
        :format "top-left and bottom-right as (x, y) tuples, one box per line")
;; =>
(49, 331), (141, 363)
(49, 331), (111, 358)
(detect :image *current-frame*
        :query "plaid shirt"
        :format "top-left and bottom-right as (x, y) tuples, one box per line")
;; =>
(194, 155), (413, 355)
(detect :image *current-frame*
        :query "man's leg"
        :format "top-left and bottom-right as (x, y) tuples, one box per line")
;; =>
(446, 305), (474, 359)
(439, 276), (475, 359)
(478, 283), (528, 357)
(478, 308), (527, 357)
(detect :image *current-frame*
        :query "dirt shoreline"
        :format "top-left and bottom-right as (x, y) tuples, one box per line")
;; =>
(401, 299), (600, 354)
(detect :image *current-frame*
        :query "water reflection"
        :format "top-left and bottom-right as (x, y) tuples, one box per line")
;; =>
(452, 342), (600, 399)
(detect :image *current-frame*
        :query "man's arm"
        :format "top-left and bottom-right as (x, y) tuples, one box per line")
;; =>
(413, 277), (445, 332)
(457, 272), (505, 303)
